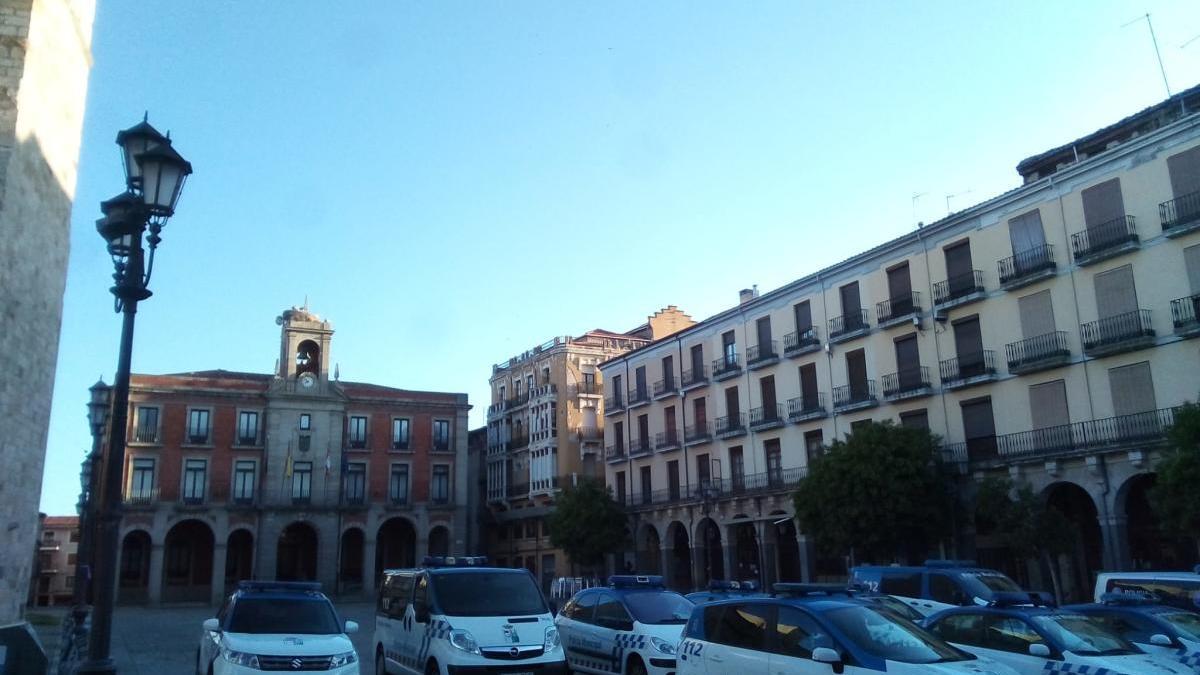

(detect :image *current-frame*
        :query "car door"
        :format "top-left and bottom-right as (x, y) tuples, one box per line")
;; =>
(560, 592), (601, 673)
(1085, 610), (1180, 662)
(703, 602), (773, 673)
(405, 573), (431, 674)
(975, 614), (1054, 673)
(593, 592), (634, 673)
(380, 573), (414, 674)
(768, 605), (833, 674)
(200, 595), (231, 672)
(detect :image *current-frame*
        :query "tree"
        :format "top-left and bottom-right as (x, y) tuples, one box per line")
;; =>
(974, 477), (1077, 604)
(1150, 402), (1200, 556)
(792, 421), (955, 566)
(546, 479), (629, 571)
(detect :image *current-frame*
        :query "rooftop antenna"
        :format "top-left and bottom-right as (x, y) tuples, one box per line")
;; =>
(912, 192), (927, 228)
(1183, 33), (1200, 49)
(1123, 14), (1173, 103)
(945, 189), (972, 214)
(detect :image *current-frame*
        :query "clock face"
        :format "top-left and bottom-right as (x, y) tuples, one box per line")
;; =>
(300, 374), (316, 389)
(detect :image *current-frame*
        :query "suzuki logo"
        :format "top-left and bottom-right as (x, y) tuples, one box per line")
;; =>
(290, 657), (303, 669)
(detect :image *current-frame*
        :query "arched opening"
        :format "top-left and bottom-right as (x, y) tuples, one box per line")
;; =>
(377, 517), (416, 579)
(773, 515), (802, 583)
(697, 518), (724, 588)
(277, 522), (319, 581)
(118, 530), (151, 605)
(1122, 473), (1197, 570)
(162, 519), (215, 603)
(668, 522), (693, 591)
(225, 530), (254, 592)
(1045, 482), (1102, 603)
(339, 528), (364, 591)
(733, 520), (761, 584)
(637, 524), (662, 574)
(428, 525), (450, 557)
(296, 339), (320, 377)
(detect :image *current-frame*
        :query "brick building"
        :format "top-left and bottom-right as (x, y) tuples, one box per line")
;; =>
(101, 306), (470, 605)
(32, 516), (80, 607)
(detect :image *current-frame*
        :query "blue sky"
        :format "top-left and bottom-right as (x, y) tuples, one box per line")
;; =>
(41, 1), (1200, 513)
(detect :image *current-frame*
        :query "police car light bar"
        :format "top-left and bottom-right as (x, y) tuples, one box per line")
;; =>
(773, 583), (853, 598)
(1100, 590), (1157, 605)
(707, 580), (761, 592)
(422, 555), (489, 567)
(238, 580), (322, 593)
(609, 575), (665, 589)
(987, 591), (1055, 608)
(923, 559), (978, 568)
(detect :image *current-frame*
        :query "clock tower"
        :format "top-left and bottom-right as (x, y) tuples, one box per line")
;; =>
(276, 304), (334, 385)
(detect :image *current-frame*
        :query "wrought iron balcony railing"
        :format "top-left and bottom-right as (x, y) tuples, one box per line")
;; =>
(510, 433), (530, 450)
(715, 413), (746, 437)
(133, 427), (158, 443)
(787, 393), (827, 420)
(749, 404), (785, 429)
(1070, 215), (1138, 262)
(783, 326), (820, 354)
(746, 341), (779, 367)
(881, 366), (931, 398)
(619, 466), (809, 509)
(681, 365), (708, 389)
(832, 381), (877, 410)
(506, 392), (530, 409)
(998, 244), (1055, 286)
(578, 426), (604, 443)
(1081, 310), (1154, 355)
(1005, 331), (1070, 372)
(573, 381), (603, 396)
(939, 350), (998, 387)
(655, 430), (680, 451)
(684, 422), (712, 444)
(605, 444), (626, 461)
(629, 437), (652, 456)
(1160, 190), (1200, 235)
(829, 310), (869, 340)
(946, 407), (1178, 464)
(876, 293), (922, 325)
(605, 392), (624, 412)
(653, 377), (678, 398)
(1170, 294), (1200, 333)
(712, 353), (742, 379)
(934, 270), (985, 306)
(627, 387), (651, 407)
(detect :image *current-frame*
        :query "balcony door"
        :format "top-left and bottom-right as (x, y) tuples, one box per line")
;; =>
(690, 344), (704, 374)
(799, 363), (819, 407)
(1109, 362), (1156, 417)
(722, 330), (737, 365)
(664, 406), (677, 441)
(693, 397), (707, 426)
(1029, 380), (1071, 451)
(846, 348), (868, 399)
(1018, 290), (1056, 339)
(1094, 265), (1138, 320)
(961, 397), (997, 460)
(1008, 210), (1047, 256)
(1167, 145), (1200, 200)
(793, 301), (812, 334)
(887, 263), (912, 312)
(667, 460), (681, 500)
(840, 282), (862, 328)
(756, 316), (772, 351)
(1082, 178), (1125, 232)
(953, 317), (985, 376)
(637, 415), (650, 448)
(661, 355), (674, 389)
(640, 466), (652, 504)
(944, 240), (974, 293)
(724, 386), (740, 420)
(894, 334), (920, 390)
(759, 375), (777, 418)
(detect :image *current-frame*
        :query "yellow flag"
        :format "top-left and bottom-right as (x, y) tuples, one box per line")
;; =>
(285, 442), (293, 478)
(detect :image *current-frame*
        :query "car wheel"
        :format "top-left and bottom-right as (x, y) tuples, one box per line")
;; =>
(375, 647), (386, 675)
(626, 656), (647, 675)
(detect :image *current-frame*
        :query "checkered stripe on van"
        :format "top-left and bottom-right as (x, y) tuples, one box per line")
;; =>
(1178, 648), (1200, 670)
(614, 633), (646, 649)
(1041, 662), (1129, 675)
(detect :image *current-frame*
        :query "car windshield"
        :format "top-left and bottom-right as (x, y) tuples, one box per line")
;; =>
(1108, 580), (1200, 611)
(1160, 612), (1200, 641)
(866, 596), (923, 622)
(825, 606), (970, 664)
(1031, 614), (1140, 655)
(432, 572), (547, 617)
(226, 597), (342, 635)
(622, 591), (695, 624)
(960, 572), (1022, 596)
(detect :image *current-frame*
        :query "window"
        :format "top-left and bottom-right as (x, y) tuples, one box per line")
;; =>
(613, 421), (624, 450)
(798, 363), (819, 408)
(755, 315), (772, 350)
(582, 372), (596, 394)
(392, 418), (410, 450)
(952, 316), (985, 375)
(344, 462), (366, 504)
(944, 240), (975, 294)
(182, 459), (207, 504)
(850, 419), (871, 433)
(595, 593), (632, 629)
(67, 553), (77, 565)
(886, 262), (913, 311)
(298, 435), (311, 453)
(1167, 145), (1200, 199)
(661, 355), (674, 389)
(899, 409), (929, 430)
(729, 446), (744, 490)
(640, 466), (652, 504)
(614, 471), (626, 504)
(568, 592), (600, 624)
(433, 419), (451, 451)
(389, 464), (409, 505)
(711, 603), (770, 650)
(979, 615), (1046, 654)
(721, 330), (737, 364)
(667, 460), (681, 500)
(431, 465), (450, 504)
(299, 413), (311, 431)
(845, 348), (869, 399)
(793, 300), (812, 333)
(237, 411), (260, 445)
(1029, 380), (1069, 434)
(804, 430), (824, 463)
(932, 613), (985, 646)
(961, 397), (997, 460)
(879, 571), (922, 597)
(774, 606), (825, 659)
(1086, 610), (1162, 645)
(69, 529), (80, 543)
(526, 519), (538, 539)
(130, 458), (155, 501)
(348, 416), (368, 448)
(634, 365), (647, 398)
(839, 281), (863, 329)
(134, 406), (159, 443)
(1082, 178), (1126, 231)
(1109, 362), (1157, 417)
(928, 574), (964, 605)
(233, 460), (256, 503)
(1008, 210), (1047, 255)
(291, 461), (312, 502)
(65, 576), (74, 589)
(695, 453), (711, 488)
(187, 409), (210, 444)
(764, 439), (782, 484)
(1018, 289), (1056, 340)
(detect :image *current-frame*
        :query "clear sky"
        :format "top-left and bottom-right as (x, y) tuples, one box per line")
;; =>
(40, 1), (1200, 514)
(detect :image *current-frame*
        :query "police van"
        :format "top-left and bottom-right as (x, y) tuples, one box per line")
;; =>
(373, 556), (567, 675)
(555, 575), (694, 675)
(850, 560), (1031, 617)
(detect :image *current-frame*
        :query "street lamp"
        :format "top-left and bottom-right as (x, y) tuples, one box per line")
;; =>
(74, 379), (110, 608)
(78, 117), (191, 675)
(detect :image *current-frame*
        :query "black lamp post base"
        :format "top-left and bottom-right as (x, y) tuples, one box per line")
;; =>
(76, 658), (117, 674)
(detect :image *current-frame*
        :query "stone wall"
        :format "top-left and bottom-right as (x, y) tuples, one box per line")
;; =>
(0, 0), (93, 624)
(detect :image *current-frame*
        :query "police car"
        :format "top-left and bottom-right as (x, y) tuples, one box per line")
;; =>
(555, 575), (694, 675)
(1066, 592), (1200, 672)
(676, 584), (1019, 674)
(196, 581), (359, 674)
(374, 556), (567, 675)
(924, 592), (1195, 674)
(684, 580), (769, 605)
(851, 560), (1033, 617)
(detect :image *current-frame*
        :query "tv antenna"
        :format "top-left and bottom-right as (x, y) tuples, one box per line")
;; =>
(1122, 13), (1172, 100)
(945, 189), (972, 214)
(912, 192), (927, 228)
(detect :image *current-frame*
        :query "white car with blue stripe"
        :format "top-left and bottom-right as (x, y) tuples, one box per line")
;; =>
(924, 593), (1194, 675)
(373, 556), (567, 675)
(555, 575), (693, 675)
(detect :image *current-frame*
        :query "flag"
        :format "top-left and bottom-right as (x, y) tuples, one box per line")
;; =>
(285, 441), (293, 479)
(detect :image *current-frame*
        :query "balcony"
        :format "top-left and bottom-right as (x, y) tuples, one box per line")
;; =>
(506, 392), (530, 410)
(998, 244), (1056, 290)
(1006, 331), (1071, 374)
(876, 293), (922, 329)
(510, 432), (530, 451)
(341, 494), (366, 508)
(605, 444), (626, 463)
(653, 378), (678, 400)
(746, 341), (780, 370)
(392, 439), (411, 451)
(749, 404), (785, 431)
(880, 366), (933, 401)
(577, 426), (604, 444)
(486, 441), (508, 457)
(832, 381), (878, 413)
(681, 365), (709, 391)
(1160, 190), (1200, 238)
(123, 491), (156, 508)
(237, 435), (260, 446)
(604, 393), (625, 416)
(181, 495), (205, 506)
(388, 495), (411, 508)
(933, 270), (986, 309)
(1071, 215), (1139, 266)
(627, 387), (651, 409)
(787, 393), (827, 423)
(783, 327), (821, 357)
(715, 413), (746, 439)
(347, 438), (367, 450)
(430, 495), (453, 507)
(623, 467), (810, 510)
(433, 439), (451, 452)
(292, 495), (311, 506)
(828, 310), (870, 343)
(486, 402), (505, 418)
(655, 431), (680, 452)
(629, 437), (652, 457)
(945, 406), (1178, 465)
(1172, 294), (1200, 338)
(940, 351), (999, 390)
(1081, 310), (1155, 357)
(684, 422), (712, 446)
(133, 427), (158, 444)
(232, 495), (256, 507)
(712, 353), (742, 381)
(507, 482), (530, 499)
(573, 381), (603, 397)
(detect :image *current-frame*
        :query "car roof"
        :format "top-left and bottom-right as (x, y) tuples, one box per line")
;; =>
(930, 605), (1059, 620)
(1098, 571), (1200, 580)
(1067, 602), (1175, 615)
(383, 566), (531, 576)
(852, 564), (999, 575)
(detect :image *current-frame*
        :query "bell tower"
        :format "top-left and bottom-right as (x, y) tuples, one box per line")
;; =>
(275, 305), (334, 382)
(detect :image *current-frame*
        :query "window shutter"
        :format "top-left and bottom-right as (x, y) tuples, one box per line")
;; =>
(1029, 380), (1069, 430)
(945, 241), (974, 279)
(1167, 145), (1200, 199)
(1082, 179), (1125, 228)
(1109, 362), (1156, 416)
(840, 282), (861, 315)
(887, 263), (912, 300)
(961, 398), (996, 439)
(1093, 265), (1138, 319)
(1008, 210), (1047, 253)
(1184, 244), (1200, 295)
(1018, 290), (1056, 339)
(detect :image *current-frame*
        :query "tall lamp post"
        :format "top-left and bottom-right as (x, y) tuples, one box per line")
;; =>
(75, 379), (111, 607)
(77, 117), (192, 675)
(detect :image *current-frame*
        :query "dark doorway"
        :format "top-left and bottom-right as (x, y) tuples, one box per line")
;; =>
(428, 526), (450, 556)
(277, 522), (319, 582)
(1045, 483), (1103, 603)
(775, 517), (802, 583)
(376, 518), (416, 579)
(163, 520), (215, 603)
(638, 525), (662, 574)
(669, 522), (693, 591)
(734, 522), (761, 584)
(339, 528), (364, 591)
(697, 518), (724, 587)
(1124, 474), (1198, 570)
(118, 530), (152, 605)
(225, 530), (254, 592)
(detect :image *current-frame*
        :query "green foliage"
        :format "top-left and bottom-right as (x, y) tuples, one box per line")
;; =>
(1150, 402), (1200, 542)
(546, 479), (629, 567)
(974, 477), (1076, 559)
(792, 421), (954, 563)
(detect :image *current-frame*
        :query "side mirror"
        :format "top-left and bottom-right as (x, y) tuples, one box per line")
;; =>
(548, 600), (559, 615)
(344, 620), (359, 634)
(1029, 643), (1051, 657)
(203, 618), (220, 633)
(414, 603), (431, 624)
(812, 646), (841, 664)
(1150, 633), (1173, 646)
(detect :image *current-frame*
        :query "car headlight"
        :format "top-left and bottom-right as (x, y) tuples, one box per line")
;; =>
(544, 626), (561, 651)
(650, 636), (677, 655)
(449, 629), (481, 655)
(221, 648), (261, 669)
(329, 650), (358, 667)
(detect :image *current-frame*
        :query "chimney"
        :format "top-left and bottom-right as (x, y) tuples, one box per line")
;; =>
(739, 285), (759, 305)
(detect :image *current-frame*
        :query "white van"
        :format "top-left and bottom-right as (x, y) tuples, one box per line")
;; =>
(1093, 569), (1200, 610)
(373, 556), (568, 675)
